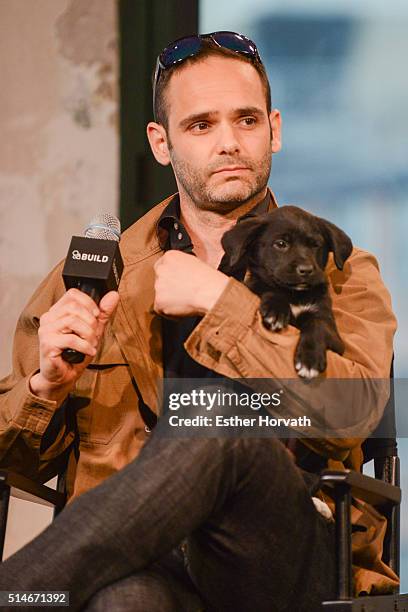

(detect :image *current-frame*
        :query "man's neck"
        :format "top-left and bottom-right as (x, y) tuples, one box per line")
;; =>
(179, 188), (268, 268)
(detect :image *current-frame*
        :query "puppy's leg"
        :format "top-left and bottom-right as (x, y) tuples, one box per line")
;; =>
(294, 307), (344, 379)
(294, 317), (327, 379)
(323, 313), (345, 356)
(259, 292), (291, 332)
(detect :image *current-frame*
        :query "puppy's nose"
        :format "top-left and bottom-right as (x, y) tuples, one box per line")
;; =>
(296, 264), (313, 276)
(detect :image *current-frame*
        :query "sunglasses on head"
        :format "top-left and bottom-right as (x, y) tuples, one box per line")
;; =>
(152, 31), (262, 120)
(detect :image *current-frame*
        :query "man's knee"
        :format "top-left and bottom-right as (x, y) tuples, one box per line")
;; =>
(216, 435), (291, 472)
(147, 425), (288, 472)
(185, 435), (293, 484)
(84, 571), (180, 612)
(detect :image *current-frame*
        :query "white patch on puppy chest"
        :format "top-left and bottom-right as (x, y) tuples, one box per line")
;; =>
(290, 303), (318, 318)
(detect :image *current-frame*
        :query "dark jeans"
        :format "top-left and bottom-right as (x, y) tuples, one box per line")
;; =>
(0, 426), (336, 611)
(84, 549), (204, 612)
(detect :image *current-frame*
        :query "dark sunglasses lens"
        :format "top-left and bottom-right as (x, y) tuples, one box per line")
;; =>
(161, 36), (202, 67)
(212, 31), (258, 57)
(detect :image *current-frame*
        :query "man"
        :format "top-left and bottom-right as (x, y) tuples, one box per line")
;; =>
(0, 32), (398, 611)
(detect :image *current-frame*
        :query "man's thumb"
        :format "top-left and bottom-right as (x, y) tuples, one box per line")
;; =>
(98, 291), (120, 326)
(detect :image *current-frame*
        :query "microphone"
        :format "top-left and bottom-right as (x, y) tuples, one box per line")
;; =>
(61, 213), (124, 364)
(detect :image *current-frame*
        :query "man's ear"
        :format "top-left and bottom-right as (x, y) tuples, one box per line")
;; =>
(146, 122), (171, 166)
(270, 109), (282, 154)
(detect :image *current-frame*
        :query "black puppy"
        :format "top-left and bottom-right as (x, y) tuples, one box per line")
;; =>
(221, 206), (353, 379)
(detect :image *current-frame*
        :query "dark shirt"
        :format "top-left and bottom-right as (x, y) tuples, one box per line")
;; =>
(156, 193), (271, 381)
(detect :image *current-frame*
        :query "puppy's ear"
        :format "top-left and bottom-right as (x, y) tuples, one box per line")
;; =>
(318, 218), (353, 270)
(221, 217), (266, 275)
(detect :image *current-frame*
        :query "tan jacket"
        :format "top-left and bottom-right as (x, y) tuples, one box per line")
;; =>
(0, 193), (398, 594)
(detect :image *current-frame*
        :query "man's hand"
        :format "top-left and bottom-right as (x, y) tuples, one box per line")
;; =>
(153, 251), (229, 317)
(29, 289), (120, 402)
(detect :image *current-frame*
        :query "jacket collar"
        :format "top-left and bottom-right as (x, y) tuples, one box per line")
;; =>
(119, 188), (278, 265)
(156, 190), (274, 253)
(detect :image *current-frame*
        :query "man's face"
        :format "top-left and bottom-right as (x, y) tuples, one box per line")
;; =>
(149, 56), (281, 212)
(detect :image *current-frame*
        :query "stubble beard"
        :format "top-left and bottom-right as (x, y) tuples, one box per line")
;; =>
(169, 146), (273, 213)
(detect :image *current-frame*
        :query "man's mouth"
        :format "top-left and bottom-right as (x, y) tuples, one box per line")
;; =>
(212, 166), (249, 174)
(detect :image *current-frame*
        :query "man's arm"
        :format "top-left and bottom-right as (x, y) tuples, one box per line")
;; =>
(182, 248), (397, 460)
(0, 262), (118, 479)
(152, 248), (396, 460)
(185, 248), (395, 377)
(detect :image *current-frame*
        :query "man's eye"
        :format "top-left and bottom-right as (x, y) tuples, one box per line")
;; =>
(191, 122), (209, 132)
(241, 117), (256, 126)
(274, 240), (289, 250)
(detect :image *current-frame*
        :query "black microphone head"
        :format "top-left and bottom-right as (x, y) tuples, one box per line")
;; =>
(84, 213), (121, 242)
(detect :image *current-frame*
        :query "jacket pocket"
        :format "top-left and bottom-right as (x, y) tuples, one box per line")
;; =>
(73, 328), (137, 446)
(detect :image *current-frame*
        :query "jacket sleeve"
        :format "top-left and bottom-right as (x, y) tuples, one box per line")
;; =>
(0, 262), (76, 480)
(184, 248), (397, 461)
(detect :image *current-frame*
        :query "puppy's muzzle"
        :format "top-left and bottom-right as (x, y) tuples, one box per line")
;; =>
(296, 264), (313, 277)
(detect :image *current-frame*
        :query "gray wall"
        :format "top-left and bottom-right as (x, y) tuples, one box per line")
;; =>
(0, 0), (119, 558)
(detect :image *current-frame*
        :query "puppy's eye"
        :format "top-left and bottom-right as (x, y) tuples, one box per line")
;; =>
(273, 240), (289, 250)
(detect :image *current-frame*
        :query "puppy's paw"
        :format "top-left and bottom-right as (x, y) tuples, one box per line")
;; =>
(295, 362), (320, 380)
(295, 344), (327, 379)
(260, 296), (290, 332)
(262, 311), (289, 332)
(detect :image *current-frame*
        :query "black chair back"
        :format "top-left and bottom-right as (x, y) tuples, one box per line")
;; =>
(361, 359), (400, 579)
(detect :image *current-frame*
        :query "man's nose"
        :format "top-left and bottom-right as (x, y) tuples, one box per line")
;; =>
(215, 123), (240, 155)
(296, 264), (314, 276)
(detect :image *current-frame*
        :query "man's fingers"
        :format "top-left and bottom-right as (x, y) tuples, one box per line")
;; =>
(153, 258), (162, 272)
(40, 317), (97, 345)
(98, 291), (120, 327)
(52, 288), (100, 316)
(38, 291), (119, 368)
(45, 308), (98, 334)
(45, 333), (97, 358)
